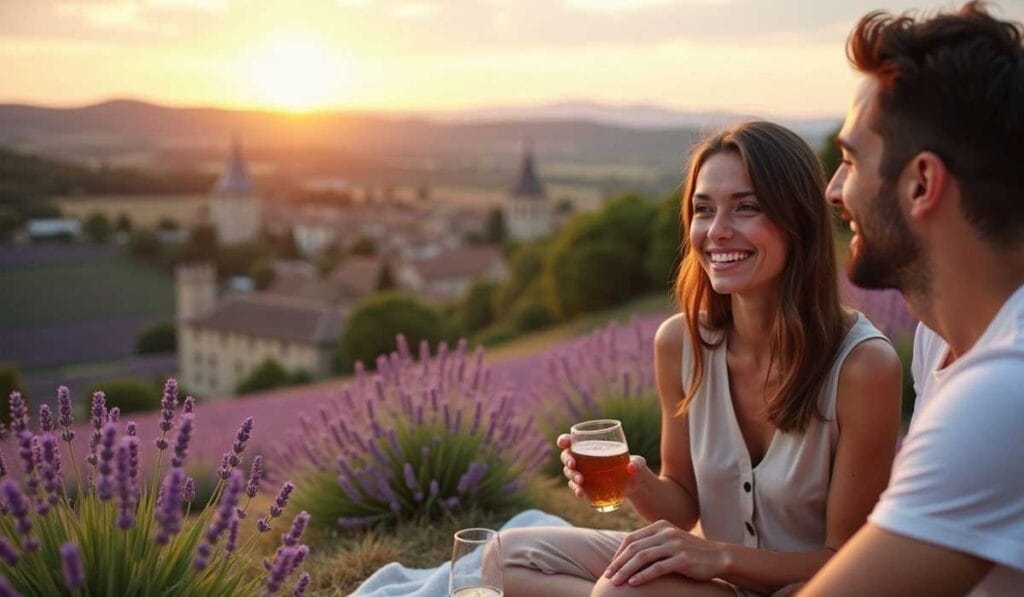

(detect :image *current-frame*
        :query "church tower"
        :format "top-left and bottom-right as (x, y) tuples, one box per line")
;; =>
(505, 140), (553, 242)
(209, 136), (261, 245)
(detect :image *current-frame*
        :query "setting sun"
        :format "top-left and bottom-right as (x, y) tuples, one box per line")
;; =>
(244, 36), (345, 111)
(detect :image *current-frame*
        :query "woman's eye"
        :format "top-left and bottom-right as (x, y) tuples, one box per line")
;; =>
(738, 203), (760, 212)
(693, 204), (713, 215)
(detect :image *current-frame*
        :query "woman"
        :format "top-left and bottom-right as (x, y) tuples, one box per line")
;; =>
(500, 121), (903, 597)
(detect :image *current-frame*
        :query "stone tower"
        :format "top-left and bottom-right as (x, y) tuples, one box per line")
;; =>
(209, 136), (261, 245)
(175, 262), (217, 323)
(505, 140), (553, 242)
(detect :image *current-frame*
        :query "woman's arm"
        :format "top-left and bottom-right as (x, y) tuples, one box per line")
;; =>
(626, 314), (701, 529)
(715, 338), (903, 592)
(605, 338), (903, 593)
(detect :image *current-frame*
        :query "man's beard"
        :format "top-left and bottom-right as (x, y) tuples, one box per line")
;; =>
(846, 180), (924, 292)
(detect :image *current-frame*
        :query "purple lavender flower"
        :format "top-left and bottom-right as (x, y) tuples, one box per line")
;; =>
(116, 438), (138, 529)
(0, 575), (18, 597)
(270, 481), (295, 518)
(217, 452), (232, 480)
(247, 455), (263, 498)
(39, 434), (62, 507)
(183, 477), (196, 503)
(171, 413), (194, 468)
(1, 479), (34, 550)
(282, 511), (310, 547)
(225, 514), (240, 553)
(0, 538), (18, 566)
(263, 546), (299, 596)
(293, 571), (311, 597)
(38, 404), (53, 433)
(194, 469), (244, 570)
(155, 378), (178, 450)
(232, 417), (254, 462)
(60, 542), (85, 589)
(87, 391), (107, 465)
(107, 407), (120, 423)
(154, 467), (185, 544)
(182, 395), (196, 414)
(95, 422), (118, 500)
(7, 392), (28, 434)
(57, 386), (74, 442)
(125, 421), (137, 437)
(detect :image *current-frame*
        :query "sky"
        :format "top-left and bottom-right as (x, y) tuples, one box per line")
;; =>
(1, 0), (1022, 118)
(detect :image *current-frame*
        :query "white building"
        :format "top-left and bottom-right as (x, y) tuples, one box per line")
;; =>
(505, 141), (554, 242)
(209, 137), (261, 245)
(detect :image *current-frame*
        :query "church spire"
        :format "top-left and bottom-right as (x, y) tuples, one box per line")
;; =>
(213, 134), (256, 198)
(510, 138), (546, 199)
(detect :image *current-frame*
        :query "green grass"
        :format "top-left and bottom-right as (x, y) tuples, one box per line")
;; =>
(0, 258), (174, 329)
(487, 292), (673, 360)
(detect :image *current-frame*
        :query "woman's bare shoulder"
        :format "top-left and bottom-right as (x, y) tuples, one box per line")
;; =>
(654, 313), (688, 354)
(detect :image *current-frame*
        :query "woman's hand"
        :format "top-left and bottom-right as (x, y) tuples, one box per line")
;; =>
(557, 434), (648, 500)
(603, 519), (730, 586)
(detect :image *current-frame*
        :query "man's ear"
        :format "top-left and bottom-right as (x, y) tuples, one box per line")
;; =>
(903, 151), (948, 220)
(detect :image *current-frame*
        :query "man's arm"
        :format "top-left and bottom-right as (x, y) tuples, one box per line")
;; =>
(799, 523), (992, 597)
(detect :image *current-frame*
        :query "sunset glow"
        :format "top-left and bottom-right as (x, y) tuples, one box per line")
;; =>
(243, 36), (345, 111)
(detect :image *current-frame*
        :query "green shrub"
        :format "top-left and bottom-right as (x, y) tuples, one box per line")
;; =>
(0, 381), (311, 596)
(83, 212), (112, 244)
(534, 321), (662, 475)
(493, 243), (546, 315)
(287, 338), (546, 529)
(235, 359), (297, 395)
(135, 321), (177, 354)
(338, 292), (445, 372)
(512, 298), (554, 333)
(545, 240), (642, 318)
(0, 363), (25, 424)
(460, 280), (499, 333)
(644, 193), (682, 293)
(85, 378), (161, 415)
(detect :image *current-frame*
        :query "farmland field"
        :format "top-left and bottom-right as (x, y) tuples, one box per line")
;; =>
(0, 249), (175, 330)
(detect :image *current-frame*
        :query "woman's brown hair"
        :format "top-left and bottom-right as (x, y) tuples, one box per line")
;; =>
(673, 121), (845, 433)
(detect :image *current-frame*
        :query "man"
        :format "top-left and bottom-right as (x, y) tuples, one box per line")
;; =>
(802, 2), (1024, 596)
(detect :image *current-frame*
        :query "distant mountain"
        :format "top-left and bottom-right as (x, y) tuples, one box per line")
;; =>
(0, 99), (837, 194)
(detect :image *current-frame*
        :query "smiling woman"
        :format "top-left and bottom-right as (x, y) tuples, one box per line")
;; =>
(244, 36), (347, 111)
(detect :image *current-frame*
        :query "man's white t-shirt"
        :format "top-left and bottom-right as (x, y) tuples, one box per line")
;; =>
(870, 284), (1024, 596)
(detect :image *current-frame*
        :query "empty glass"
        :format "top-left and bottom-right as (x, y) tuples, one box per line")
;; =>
(449, 528), (503, 596)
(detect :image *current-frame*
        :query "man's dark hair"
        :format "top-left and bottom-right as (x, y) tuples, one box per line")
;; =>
(848, 1), (1024, 246)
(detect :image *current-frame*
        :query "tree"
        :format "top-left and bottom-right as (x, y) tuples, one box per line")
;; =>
(127, 229), (162, 261)
(236, 359), (292, 394)
(644, 193), (682, 292)
(493, 243), (547, 315)
(350, 236), (377, 256)
(83, 212), (112, 244)
(135, 321), (177, 354)
(512, 298), (554, 333)
(249, 258), (275, 290)
(485, 207), (506, 244)
(376, 261), (397, 291)
(338, 292), (445, 372)
(86, 378), (160, 415)
(0, 206), (20, 244)
(0, 363), (24, 425)
(460, 279), (499, 333)
(545, 240), (641, 318)
(115, 213), (133, 233)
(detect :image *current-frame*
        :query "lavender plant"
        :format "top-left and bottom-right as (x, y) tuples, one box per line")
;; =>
(0, 380), (312, 596)
(533, 320), (663, 474)
(281, 336), (549, 529)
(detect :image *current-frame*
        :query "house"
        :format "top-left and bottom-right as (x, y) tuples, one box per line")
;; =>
(396, 245), (507, 302)
(175, 263), (342, 398)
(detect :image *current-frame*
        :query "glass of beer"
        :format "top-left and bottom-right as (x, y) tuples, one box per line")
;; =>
(570, 419), (629, 512)
(449, 528), (503, 597)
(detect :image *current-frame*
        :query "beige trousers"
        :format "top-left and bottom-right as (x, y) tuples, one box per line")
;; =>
(501, 526), (756, 597)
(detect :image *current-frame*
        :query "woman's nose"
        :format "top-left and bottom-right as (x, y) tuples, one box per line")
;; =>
(708, 212), (733, 240)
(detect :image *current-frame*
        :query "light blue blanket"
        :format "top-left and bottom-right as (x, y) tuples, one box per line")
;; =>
(351, 509), (571, 596)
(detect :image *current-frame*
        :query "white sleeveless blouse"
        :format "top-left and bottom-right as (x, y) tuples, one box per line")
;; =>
(686, 313), (887, 552)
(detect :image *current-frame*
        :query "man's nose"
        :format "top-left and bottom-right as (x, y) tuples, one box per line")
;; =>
(825, 169), (845, 209)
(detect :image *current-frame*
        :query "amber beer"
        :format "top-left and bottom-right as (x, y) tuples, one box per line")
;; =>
(572, 440), (629, 511)
(570, 419), (630, 512)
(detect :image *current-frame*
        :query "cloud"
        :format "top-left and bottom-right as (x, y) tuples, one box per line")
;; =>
(390, 2), (438, 19)
(336, 0), (376, 7)
(563, 0), (729, 14)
